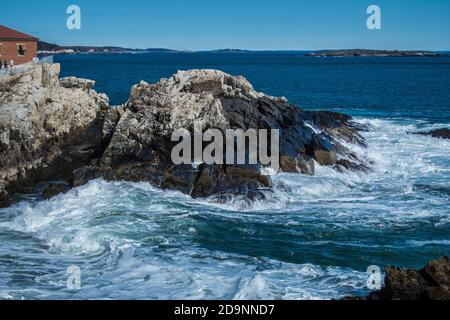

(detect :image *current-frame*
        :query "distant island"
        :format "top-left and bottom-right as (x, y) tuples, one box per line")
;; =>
(37, 41), (180, 54)
(37, 41), (448, 57)
(208, 49), (253, 53)
(37, 42), (254, 54)
(305, 49), (448, 57)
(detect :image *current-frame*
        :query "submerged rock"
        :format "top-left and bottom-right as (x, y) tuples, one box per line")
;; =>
(72, 165), (102, 188)
(347, 257), (450, 300)
(100, 69), (367, 200)
(414, 128), (450, 140)
(42, 183), (71, 199)
(0, 190), (10, 208)
(0, 64), (109, 206)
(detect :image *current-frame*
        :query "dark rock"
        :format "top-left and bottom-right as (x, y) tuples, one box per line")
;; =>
(72, 165), (102, 187)
(340, 296), (367, 301)
(314, 149), (338, 166)
(349, 257), (450, 300)
(42, 183), (71, 199)
(280, 156), (298, 173)
(102, 107), (123, 148)
(381, 267), (430, 300)
(414, 128), (450, 140)
(191, 164), (271, 199)
(334, 159), (369, 172)
(424, 256), (450, 287)
(310, 111), (367, 147)
(0, 191), (11, 208)
(279, 154), (315, 174)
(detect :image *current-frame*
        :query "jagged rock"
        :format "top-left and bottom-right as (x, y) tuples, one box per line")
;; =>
(72, 165), (102, 187)
(42, 183), (71, 199)
(310, 111), (367, 147)
(348, 257), (450, 300)
(314, 149), (338, 166)
(101, 69), (367, 200)
(0, 64), (109, 206)
(60, 77), (95, 91)
(280, 156), (315, 175)
(102, 106), (123, 148)
(191, 164), (271, 198)
(279, 156), (297, 173)
(334, 159), (369, 172)
(424, 257), (450, 287)
(1, 67), (367, 204)
(414, 128), (450, 140)
(0, 190), (10, 208)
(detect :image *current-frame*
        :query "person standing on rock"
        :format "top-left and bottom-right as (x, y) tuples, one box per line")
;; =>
(3, 61), (7, 71)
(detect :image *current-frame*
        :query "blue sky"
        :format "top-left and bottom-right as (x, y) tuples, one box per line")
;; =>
(1, 0), (449, 50)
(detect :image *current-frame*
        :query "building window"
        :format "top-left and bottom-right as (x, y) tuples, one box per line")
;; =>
(17, 44), (26, 57)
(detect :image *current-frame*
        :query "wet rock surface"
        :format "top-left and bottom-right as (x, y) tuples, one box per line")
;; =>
(414, 128), (450, 140)
(0, 190), (10, 208)
(347, 257), (450, 300)
(42, 183), (71, 199)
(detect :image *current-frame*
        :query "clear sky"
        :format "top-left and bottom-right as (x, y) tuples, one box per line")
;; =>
(1, 0), (449, 50)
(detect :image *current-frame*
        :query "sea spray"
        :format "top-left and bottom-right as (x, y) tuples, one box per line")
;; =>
(0, 118), (448, 299)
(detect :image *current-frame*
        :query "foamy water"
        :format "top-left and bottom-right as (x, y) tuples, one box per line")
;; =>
(0, 118), (449, 300)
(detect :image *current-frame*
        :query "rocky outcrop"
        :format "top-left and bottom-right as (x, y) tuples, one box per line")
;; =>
(0, 64), (109, 207)
(99, 69), (367, 200)
(346, 257), (450, 300)
(414, 128), (450, 140)
(1, 67), (367, 206)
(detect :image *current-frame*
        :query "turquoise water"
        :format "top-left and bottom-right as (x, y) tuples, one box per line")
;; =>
(0, 53), (449, 299)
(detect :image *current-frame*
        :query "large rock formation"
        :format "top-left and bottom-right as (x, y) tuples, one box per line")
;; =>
(98, 69), (367, 202)
(1, 67), (368, 206)
(0, 64), (109, 207)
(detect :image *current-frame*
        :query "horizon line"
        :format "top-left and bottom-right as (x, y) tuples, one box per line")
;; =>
(39, 43), (450, 53)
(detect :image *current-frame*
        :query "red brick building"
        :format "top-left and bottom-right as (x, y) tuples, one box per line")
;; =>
(0, 25), (38, 65)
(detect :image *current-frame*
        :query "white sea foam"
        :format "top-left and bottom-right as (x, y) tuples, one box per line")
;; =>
(0, 117), (448, 300)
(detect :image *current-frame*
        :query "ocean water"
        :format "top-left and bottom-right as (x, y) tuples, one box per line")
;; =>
(0, 53), (449, 300)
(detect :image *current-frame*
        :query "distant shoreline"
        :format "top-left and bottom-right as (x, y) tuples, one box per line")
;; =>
(38, 41), (449, 57)
(305, 49), (448, 58)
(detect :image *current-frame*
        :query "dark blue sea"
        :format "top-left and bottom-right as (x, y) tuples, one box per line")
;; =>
(0, 52), (449, 299)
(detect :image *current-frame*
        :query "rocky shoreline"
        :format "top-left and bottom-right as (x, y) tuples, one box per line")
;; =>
(1, 64), (368, 207)
(1, 64), (449, 300)
(1, 64), (448, 206)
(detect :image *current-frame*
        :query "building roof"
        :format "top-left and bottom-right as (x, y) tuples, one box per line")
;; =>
(0, 25), (38, 41)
